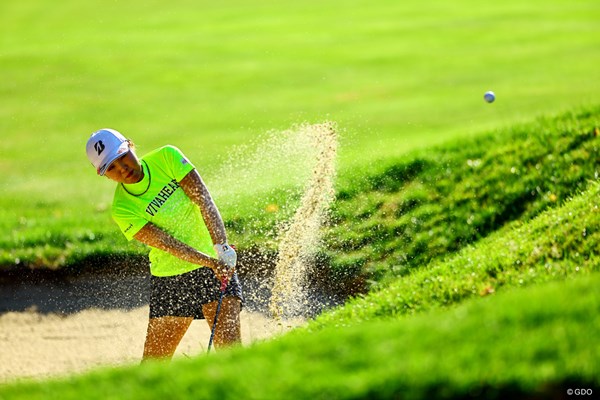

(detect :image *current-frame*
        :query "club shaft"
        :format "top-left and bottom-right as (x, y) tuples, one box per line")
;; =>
(207, 278), (229, 353)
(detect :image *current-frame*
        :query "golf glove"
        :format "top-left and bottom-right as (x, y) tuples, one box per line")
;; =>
(214, 243), (237, 269)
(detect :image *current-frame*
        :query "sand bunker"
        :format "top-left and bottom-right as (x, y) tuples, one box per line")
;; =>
(0, 306), (303, 383)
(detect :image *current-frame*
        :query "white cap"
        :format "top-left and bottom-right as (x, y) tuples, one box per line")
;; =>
(86, 128), (130, 175)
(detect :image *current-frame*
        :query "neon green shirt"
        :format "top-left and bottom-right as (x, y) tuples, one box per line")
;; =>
(111, 145), (217, 277)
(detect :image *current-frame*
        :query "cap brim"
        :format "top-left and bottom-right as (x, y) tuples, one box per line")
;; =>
(98, 144), (130, 175)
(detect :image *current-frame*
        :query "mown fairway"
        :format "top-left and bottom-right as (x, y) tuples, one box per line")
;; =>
(1, 0), (599, 268)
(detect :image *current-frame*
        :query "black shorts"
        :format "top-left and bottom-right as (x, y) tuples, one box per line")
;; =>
(149, 267), (243, 320)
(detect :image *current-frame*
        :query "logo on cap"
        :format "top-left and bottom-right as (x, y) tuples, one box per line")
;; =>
(94, 141), (106, 155)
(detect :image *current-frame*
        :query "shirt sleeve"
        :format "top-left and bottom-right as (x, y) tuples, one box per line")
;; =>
(162, 145), (196, 182)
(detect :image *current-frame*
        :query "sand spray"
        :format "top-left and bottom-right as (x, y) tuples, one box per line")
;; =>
(268, 123), (337, 318)
(209, 122), (338, 319)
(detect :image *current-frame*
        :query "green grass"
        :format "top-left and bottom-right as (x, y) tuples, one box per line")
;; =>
(313, 180), (600, 329)
(1, 0), (599, 270)
(322, 106), (600, 284)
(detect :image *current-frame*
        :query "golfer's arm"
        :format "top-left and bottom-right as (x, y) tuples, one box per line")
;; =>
(179, 169), (228, 245)
(133, 222), (220, 271)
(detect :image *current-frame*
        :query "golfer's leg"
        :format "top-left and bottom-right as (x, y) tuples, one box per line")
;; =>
(203, 297), (242, 348)
(143, 316), (193, 360)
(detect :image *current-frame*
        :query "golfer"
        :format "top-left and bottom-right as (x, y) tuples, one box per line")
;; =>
(85, 128), (243, 360)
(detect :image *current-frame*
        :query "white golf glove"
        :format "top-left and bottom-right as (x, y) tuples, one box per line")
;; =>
(214, 243), (237, 269)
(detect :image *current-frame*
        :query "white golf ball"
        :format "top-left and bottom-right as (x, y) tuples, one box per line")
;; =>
(484, 91), (495, 103)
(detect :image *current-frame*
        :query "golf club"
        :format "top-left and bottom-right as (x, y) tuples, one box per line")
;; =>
(207, 276), (229, 353)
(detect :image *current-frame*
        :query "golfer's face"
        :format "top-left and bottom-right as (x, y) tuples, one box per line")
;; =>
(104, 151), (143, 184)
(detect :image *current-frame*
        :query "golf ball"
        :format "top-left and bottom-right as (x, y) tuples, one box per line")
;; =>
(484, 91), (495, 103)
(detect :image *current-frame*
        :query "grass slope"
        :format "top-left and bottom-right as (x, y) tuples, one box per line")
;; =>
(1, 0), (599, 271)
(323, 106), (600, 286)
(314, 181), (600, 328)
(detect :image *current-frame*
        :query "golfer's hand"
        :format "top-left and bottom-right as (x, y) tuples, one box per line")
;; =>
(214, 243), (237, 269)
(212, 259), (234, 282)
